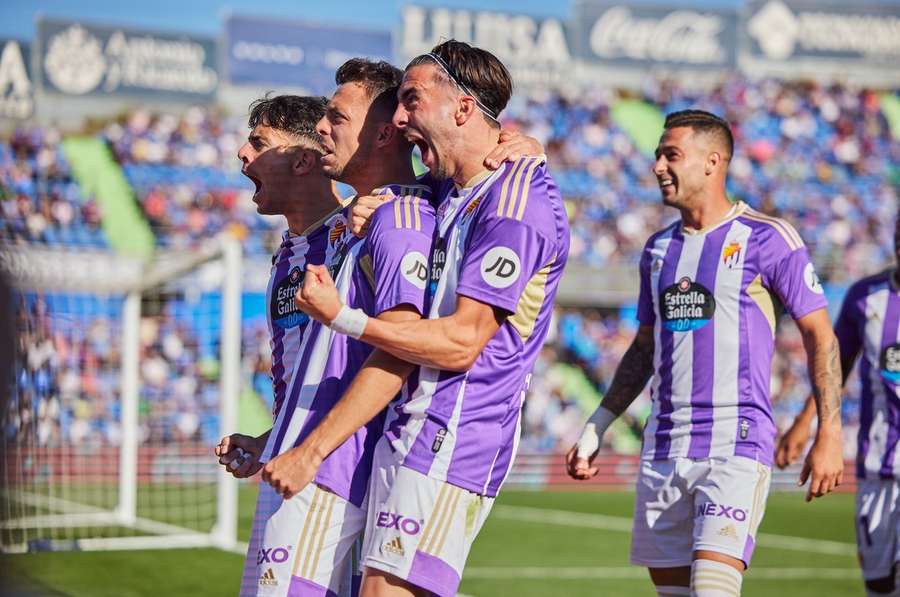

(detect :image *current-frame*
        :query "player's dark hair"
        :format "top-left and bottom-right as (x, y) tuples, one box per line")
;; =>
(335, 58), (403, 119)
(664, 109), (734, 161)
(248, 94), (327, 147)
(407, 39), (512, 128)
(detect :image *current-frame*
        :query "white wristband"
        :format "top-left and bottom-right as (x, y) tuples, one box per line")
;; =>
(329, 305), (369, 339)
(575, 406), (617, 459)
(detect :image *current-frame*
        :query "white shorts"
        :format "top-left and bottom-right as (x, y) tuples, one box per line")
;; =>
(240, 482), (365, 597)
(856, 477), (900, 580)
(630, 456), (771, 569)
(362, 438), (494, 597)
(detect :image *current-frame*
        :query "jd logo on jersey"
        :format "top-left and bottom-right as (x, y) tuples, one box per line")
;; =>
(400, 251), (428, 290)
(271, 267), (309, 329)
(660, 276), (716, 332)
(481, 246), (521, 289)
(880, 343), (900, 383)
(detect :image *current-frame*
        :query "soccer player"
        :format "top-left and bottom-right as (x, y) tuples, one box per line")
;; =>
(776, 216), (900, 597)
(567, 110), (844, 597)
(213, 94), (350, 595)
(288, 40), (569, 597)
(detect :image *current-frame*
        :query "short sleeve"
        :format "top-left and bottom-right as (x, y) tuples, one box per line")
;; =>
(366, 194), (436, 317)
(764, 243), (828, 321)
(637, 246), (655, 326)
(456, 163), (558, 314)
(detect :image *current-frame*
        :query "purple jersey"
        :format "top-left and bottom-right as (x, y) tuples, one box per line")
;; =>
(262, 184), (434, 507)
(637, 202), (828, 466)
(834, 269), (900, 480)
(385, 157), (570, 497)
(266, 209), (347, 420)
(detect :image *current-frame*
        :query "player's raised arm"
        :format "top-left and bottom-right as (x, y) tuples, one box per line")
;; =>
(794, 308), (844, 501)
(566, 324), (655, 480)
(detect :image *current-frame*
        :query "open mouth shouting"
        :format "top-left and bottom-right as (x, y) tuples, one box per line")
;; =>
(242, 168), (263, 202)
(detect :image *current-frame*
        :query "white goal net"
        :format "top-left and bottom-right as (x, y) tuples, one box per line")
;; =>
(0, 238), (242, 553)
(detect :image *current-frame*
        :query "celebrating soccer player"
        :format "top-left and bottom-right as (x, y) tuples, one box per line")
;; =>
(567, 110), (844, 597)
(777, 215), (900, 597)
(290, 40), (569, 597)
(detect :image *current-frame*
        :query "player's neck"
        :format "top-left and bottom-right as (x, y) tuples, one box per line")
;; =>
(353, 154), (418, 197)
(450, 127), (501, 188)
(284, 184), (342, 236)
(680, 192), (735, 232)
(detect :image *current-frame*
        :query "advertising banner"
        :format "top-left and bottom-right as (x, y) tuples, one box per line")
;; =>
(572, 1), (738, 69)
(400, 5), (576, 88)
(225, 15), (393, 94)
(0, 39), (32, 119)
(744, 0), (900, 74)
(37, 18), (218, 100)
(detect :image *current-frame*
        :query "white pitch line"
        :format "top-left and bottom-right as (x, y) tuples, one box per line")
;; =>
(491, 505), (856, 556)
(462, 567), (861, 581)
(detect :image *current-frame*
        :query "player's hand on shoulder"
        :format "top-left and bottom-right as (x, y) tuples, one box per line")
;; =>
(295, 264), (341, 324)
(484, 130), (544, 170)
(799, 424), (844, 502)
(215, 433), (264, 478)
(774, 418), (811, 469)
(350, 195), (390, 238)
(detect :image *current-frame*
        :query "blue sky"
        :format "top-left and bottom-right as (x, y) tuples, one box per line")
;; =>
(4, 0), (747, 40)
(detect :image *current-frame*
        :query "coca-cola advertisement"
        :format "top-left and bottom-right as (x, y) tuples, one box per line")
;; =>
(572, 1), (738, 69)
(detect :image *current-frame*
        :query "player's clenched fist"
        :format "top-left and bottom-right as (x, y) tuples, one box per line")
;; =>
(261, 445), (322, 500)
(295, 264), (342, 324)
(215, 432), (267, 478)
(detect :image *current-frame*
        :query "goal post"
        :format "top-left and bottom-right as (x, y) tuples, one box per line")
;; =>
(0, 236), (244, 554)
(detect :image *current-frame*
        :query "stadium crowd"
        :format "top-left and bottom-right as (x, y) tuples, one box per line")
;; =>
(2, 76), (897, 454)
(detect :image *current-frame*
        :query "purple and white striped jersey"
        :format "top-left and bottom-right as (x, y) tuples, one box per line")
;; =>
(262, 184), (435, 507)
(267, 208), (348, 420)
(834, 269), (900, 480)
(385, 157), (570, 497)
(637, 201), (827, 466)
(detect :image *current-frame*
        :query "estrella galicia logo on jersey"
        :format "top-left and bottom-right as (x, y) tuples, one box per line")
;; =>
(271, 267), (309, 329)
(803, 262), (824, 295)
(660, 276), (716, 332)
(880, 343), (900, 383)
(429, 237), (447, 297)
(400, 251), (428, 290)
(480, 246), (521, 289)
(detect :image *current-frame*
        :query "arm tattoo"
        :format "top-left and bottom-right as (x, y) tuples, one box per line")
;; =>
(809, 336), (842, 426)
(601, 332), (655, 416)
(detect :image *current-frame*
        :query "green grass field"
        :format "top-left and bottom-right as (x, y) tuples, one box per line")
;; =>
(1, 487), (863, 596)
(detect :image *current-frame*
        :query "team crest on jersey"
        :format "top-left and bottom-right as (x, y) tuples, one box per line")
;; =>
(330, 219), (347, 246)
(660, 276), (716, 332)
(722, 241), (742, 269)
(271, 267), (309, 329)
(880, 343), (900, 383)
(462, 197), (481, 219)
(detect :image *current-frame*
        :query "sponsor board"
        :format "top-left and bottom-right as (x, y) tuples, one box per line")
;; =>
(225, 15), (392, 94)
(37, 18), (217, 100)
(0, 39), (33, 119)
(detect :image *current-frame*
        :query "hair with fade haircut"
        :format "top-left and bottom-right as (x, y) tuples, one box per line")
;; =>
(664, 109), (734, 161)
(248, 94), (327, 148)
(335, 58), (403, 118)
(407, 39), (512, 129)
